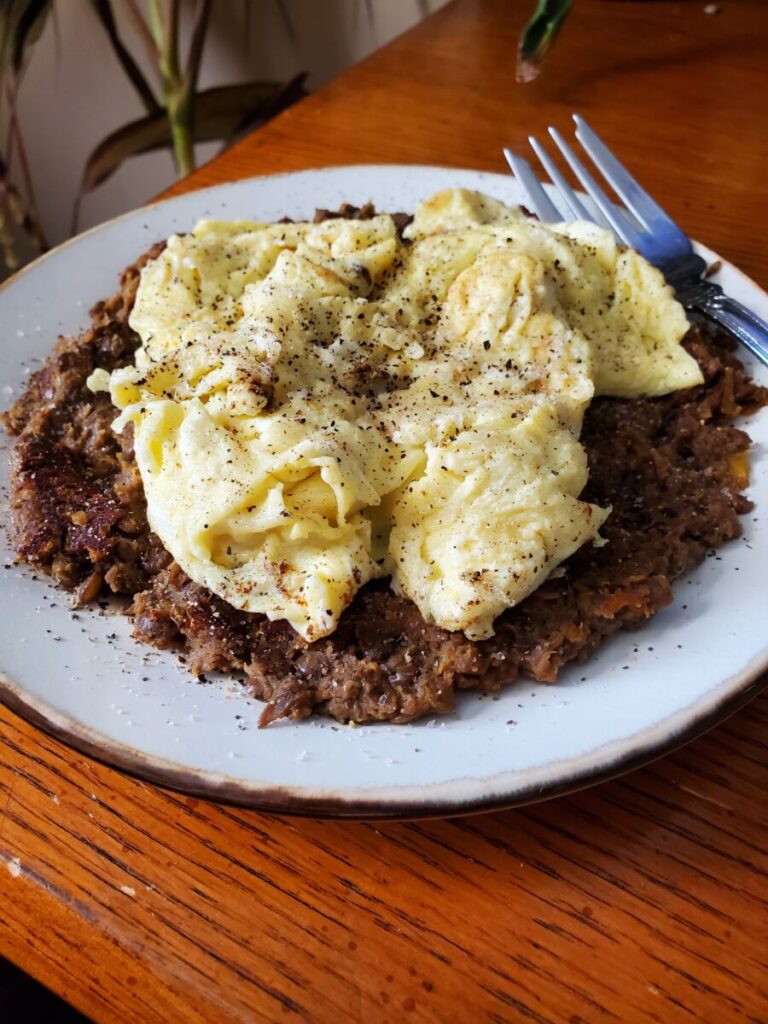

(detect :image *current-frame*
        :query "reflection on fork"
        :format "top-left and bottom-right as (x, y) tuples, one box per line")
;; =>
(504, 115), (768, 367)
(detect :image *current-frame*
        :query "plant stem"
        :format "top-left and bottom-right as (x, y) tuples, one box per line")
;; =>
(165, 0), (181, 82)
(4, 78), (48, 250)
(517, 0), (573, 82)
(146, 0), (204, 176)
(168, 0), (210, 176)
(169, 99), (194, 175)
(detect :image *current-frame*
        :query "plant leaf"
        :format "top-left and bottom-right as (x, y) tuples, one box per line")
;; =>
(122, 0), (161, 66)
(224, 72), (307, 144)
(0, 153), (48, 256)
(89, 0), (160, 114)
(274, 0), (298, 47)
(73, 77), (306, 229)
(12, 0), (50, 73)
(181, 0), (212, 101)
(0, 0), (52, 81)
(517, 0), (573, 83)
(79, 112), (171, 198)
(0, 1), (52, 244)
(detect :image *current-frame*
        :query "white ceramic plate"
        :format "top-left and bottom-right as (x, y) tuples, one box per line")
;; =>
(1, 165), (767, 818)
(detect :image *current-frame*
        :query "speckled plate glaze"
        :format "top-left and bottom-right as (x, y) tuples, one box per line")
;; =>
(1, 165), (767, 819)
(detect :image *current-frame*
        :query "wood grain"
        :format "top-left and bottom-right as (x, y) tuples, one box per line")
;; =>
(2, 698), (767, 1023)
(2, 1), (768, 1021)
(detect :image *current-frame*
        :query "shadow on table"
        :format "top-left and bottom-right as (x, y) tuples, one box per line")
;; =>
(532, 31), (764, 106)
(0, 958), (87, 1023)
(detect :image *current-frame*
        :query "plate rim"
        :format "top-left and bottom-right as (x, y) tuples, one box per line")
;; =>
(1, 661), (766, 819)
(1, 163), (767, 819)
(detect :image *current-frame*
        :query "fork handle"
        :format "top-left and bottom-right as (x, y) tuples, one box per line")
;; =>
(686, 286), (768, 368)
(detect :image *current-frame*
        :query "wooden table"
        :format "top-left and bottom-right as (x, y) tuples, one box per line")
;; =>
(2, 1), (767, 1020)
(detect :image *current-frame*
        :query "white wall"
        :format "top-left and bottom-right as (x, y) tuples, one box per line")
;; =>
(8, 0), (449, 247)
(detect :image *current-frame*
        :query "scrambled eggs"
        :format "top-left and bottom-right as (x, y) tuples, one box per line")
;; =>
(89, 188), (702, 641)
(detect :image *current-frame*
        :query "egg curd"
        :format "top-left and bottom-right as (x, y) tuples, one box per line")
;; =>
(89, 189), (703, 641)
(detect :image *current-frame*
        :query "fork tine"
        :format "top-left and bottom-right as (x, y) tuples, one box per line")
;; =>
(547, 127), (639, 244)
(573, 115), (687, 241)
(503, 148), (562, 222)
(528, 135), (590, 221)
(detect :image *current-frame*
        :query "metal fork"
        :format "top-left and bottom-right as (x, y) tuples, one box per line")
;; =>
(504, 115), (768, 368)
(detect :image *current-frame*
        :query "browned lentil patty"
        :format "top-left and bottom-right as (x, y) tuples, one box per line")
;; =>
(3, 213), (766, 726)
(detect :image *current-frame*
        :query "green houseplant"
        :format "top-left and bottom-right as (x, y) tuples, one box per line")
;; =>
(0, 0), (303, 274)
(0, 0), (51, 273)
(517, 0), (573, 82)
(0, 0), (572, 277)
